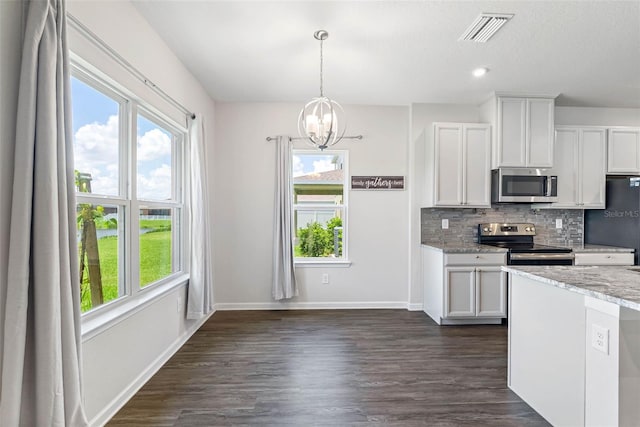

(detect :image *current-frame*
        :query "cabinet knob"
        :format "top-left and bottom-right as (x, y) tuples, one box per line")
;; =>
(476, 255), (480, 258)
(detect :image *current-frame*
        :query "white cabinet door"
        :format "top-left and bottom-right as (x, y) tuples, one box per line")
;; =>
(431, 123), (490, 208)
(527, 98), (554, 167)
(579, 128), (606, 208)
(497, 97), (527, 167)
(553, 128), (579, 207)
(463, 124), (491, 207)
(574, 252), (634, 266)
(607, 128), (640, 174)
(433, 123), (463, 206)
(495, 96), (554, 168)
(476, 267), (507, 317)
(551, 127), (605, 209)
(444, 267), (475, 318)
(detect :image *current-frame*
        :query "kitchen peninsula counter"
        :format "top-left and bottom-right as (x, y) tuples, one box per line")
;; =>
(505, 265), (640, 426)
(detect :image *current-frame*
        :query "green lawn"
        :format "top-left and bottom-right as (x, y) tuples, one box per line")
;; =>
(80, 228), (172, 312)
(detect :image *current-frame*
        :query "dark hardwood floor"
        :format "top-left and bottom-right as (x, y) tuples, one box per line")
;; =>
(108, 310), (549, 426)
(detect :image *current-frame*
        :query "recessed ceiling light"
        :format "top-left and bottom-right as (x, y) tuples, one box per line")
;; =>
(473, 67), (489, 77)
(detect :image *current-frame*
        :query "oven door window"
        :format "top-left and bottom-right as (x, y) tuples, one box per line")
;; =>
(502, 176), (547, 197)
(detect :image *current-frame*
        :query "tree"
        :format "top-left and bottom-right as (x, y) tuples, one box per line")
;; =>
(76, 171), (104, 308)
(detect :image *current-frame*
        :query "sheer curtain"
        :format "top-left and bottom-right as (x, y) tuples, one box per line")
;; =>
(272, 136), (298, 300)
(0, 0), (88, 425)
(187, 114), (214, 319)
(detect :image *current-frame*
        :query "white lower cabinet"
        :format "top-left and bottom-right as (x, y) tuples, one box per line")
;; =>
(423, 247), (507, 325)
(444, 266), (506, 318)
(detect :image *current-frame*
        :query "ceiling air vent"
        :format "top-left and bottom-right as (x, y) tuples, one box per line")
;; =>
(460, 13), (514, 42)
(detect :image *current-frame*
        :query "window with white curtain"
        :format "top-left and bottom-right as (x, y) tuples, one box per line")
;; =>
(71, 63), (186, 314)
(292, 150), (348, 261)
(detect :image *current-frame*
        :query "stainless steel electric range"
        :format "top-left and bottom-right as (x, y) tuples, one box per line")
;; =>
(477, 223), (574, 265)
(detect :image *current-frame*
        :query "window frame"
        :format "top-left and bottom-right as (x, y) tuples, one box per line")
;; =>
(292, 149), (350, 267)
(71, 57), (190, 331)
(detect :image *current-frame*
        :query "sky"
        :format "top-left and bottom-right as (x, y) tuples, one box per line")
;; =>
(72, 76), (339, 194)
(293, 153), (339, 177)
(71, 77), (172, 200)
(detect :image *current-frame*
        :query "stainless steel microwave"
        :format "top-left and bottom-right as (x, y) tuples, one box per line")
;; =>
(491, 169), (558, 203)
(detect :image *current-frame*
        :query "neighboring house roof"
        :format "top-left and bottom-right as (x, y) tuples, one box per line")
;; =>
(294, 169), (343, 185)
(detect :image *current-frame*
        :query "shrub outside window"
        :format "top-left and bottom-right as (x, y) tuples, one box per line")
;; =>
(292, 150), (348, 261)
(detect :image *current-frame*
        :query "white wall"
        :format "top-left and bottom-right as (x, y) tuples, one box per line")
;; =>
(65, 1), (217, 425)
(0, 0), (24, 378)
(213, 103), (410, 308)
(408, 104), (482, 308)
(556, 106), (640, 126)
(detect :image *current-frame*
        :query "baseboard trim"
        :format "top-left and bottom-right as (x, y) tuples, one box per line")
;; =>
(214, 301), (409, 311)
(88, 309), (215, 427)
(407, 303), (424, 311)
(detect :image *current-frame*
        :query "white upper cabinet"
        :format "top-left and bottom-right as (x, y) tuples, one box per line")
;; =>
(607, 128), (640, 174)
(482, 94), (556, 168)
(549, 127), (606, 209)
(425, 123), (491, 208)
(497, 98), (527, 166)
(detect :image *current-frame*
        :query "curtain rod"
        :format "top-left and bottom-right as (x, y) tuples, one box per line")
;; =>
(266, 135), (363, 142)
(67, 13), (196, 120)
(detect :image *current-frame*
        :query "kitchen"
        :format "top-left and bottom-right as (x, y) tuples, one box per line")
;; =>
(420, 91), (640, 424)
(2, 1), (640, 425)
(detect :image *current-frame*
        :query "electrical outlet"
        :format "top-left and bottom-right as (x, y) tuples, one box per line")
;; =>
(177, 297), (182, 313)
(556, 218), (563, 229)
(322, 273), (329, 284)
(442, 219), (449, 229)
(592, 324), (609, 355)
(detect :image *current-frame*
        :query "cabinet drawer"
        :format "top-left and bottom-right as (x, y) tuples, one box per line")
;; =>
(445, 253), (506, 266)
(574, 253), (634, 266)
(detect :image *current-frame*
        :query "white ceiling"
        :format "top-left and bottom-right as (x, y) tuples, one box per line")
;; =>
(132, 0), (640, 108)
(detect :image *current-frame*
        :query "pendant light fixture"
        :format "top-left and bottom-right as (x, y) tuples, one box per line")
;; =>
(298, 30), (346, 151)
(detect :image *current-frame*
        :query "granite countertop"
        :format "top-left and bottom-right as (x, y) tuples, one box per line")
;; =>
(567, 244), (634, 253)
(504, 265), (640, 311)
(423, 242), (633, 253)
(422, 242), (508, 253)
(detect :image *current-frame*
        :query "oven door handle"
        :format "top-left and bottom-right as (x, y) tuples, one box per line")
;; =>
(510, 253), (575, 260)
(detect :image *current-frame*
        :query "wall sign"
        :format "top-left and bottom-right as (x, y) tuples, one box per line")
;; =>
(351, 176), (405, 190)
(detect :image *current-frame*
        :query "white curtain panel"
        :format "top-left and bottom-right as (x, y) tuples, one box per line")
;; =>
(187, 115), (214, 319)
(0, 0), (88, 425)
(272, 136), (298, 300)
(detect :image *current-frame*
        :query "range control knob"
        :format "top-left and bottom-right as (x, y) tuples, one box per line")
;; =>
(483, 227), (490, 232)
(524, 227), (531, 232)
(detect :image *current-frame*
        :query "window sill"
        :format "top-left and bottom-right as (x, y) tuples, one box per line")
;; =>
(294, 260), (352, 268)
(81, 273), (189, 342)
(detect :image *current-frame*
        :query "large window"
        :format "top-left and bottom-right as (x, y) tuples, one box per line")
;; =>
(292, 150), (348, 261)
(71, 65), (186, 314)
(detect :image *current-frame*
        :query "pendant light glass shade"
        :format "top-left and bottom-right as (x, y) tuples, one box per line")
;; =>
(298, 30), (346, 151)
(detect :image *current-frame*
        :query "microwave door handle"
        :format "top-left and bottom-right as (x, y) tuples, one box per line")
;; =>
(546, 176), (552, 196)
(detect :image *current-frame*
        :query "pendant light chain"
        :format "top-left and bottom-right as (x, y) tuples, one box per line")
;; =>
(319, 38), (324, 97)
